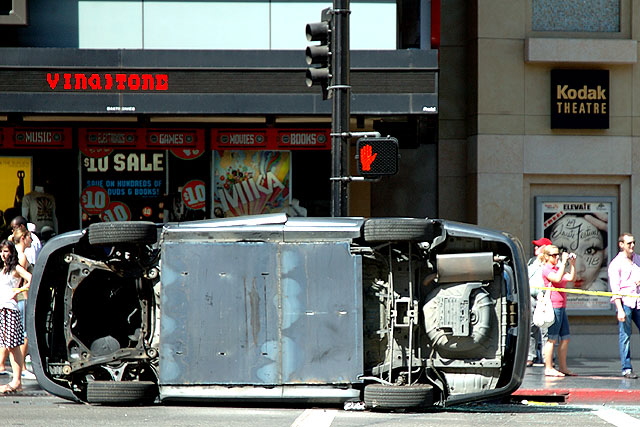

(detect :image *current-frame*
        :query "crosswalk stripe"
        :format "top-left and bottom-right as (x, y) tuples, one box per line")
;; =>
(291, 409), (337, 427)
(595, 407), (640, 426)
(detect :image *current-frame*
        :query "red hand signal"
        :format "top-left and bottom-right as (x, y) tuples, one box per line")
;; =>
(359, 144), (377, 171)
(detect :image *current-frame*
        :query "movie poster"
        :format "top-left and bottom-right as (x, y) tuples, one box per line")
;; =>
(0, 157), (32, 220)
(535, 196), (617, 313)
(213, 151), (291, 217)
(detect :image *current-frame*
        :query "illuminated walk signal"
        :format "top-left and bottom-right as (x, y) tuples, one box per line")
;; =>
(356, 137), (400, 176)
(305, 8), (332, 100)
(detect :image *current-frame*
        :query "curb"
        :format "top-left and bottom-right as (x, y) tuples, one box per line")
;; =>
(512, 388), (640, 404)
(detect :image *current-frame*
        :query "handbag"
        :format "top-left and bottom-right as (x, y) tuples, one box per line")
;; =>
(533, 290), (555, 328)
(15, 289), (27, 302)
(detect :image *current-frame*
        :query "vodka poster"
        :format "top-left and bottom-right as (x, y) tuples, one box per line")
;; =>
(213, 151), (291, 217)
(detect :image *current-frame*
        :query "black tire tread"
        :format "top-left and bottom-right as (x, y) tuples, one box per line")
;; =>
(363, 218), (434, 242)
(86, 380), (158, 405)
(364, 384), (434, 409)
(88, 221), (158, 245)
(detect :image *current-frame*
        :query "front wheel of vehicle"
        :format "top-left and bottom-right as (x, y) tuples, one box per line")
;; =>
(364, 384), (434, 410)
(363, 218), (434, 242)
(88, 221), (158, 245)
(86, 380), (158, 405)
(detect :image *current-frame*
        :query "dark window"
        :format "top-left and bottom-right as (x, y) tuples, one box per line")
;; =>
(0, 0), (11, 14)
(397, 0), (421, 48)
(0, 0), (27, 25)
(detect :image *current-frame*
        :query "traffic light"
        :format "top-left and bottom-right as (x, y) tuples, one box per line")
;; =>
(356, 137), (400, 176)
(305, 8), (332, 100)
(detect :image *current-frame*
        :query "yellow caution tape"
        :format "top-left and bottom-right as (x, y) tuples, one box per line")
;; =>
(531, 285), (640, 298)
(521, 400), (560, 406)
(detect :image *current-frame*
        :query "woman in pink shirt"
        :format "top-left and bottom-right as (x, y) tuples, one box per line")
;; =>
(542, 245), (576, 377)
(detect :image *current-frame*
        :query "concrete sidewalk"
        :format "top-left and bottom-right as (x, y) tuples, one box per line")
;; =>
(0, 372), (47, 397)
(513, 358), (640, 404)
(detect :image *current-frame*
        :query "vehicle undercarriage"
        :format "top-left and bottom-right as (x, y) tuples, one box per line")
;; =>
(27, 215), (528, 408)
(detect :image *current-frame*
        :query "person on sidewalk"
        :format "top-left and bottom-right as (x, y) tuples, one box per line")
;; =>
(528, 237), (552, 366)
(607, 232), (640, 379)
(542, 245), (576, 377)
(0, 240), (31, 393)
(0, 223), (37, 378)
(9, 216), (41, 267)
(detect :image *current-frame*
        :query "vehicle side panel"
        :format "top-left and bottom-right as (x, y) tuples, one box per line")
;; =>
(159, 240), (363, 387)
(278, 242), (363, 384)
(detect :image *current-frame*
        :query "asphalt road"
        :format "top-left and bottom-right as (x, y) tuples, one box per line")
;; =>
(2, 394), (640, 427)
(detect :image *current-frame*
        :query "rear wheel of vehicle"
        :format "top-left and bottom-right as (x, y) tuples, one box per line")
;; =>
(363, 218), (434, 242)
(88, 221), (157, 245)
(86, 380), (158, 405)
(364, 384), (434, 410)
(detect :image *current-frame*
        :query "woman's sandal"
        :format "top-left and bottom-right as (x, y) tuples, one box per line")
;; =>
(0, 383), (22, 394)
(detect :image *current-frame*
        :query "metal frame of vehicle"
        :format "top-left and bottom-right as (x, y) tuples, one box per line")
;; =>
(26, 214), (529, 409)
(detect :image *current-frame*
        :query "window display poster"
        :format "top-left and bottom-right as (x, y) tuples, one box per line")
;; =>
(535, 196), (617, 312)
(81, 150), (165, 226)
(0, 157), (32, 229)
(213, 151), (291, 217)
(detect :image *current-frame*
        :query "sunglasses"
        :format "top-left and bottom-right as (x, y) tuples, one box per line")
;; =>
(549, 253), (560, 258)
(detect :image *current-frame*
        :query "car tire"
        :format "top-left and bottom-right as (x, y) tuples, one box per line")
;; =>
(88, 221), (158, 245)
(364, 384), (434, 410)
(363, 218), (434, 242)
(86, 380), (158, 405)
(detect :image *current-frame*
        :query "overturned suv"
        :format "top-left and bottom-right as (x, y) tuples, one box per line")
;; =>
(27, 214), (529, 409)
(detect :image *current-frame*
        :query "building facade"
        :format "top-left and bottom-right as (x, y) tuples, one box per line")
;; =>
(0, 0), (439, 233)
(439, 0), (638, 357)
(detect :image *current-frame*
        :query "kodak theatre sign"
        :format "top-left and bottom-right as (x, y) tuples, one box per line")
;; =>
(551, 69), (609, 129)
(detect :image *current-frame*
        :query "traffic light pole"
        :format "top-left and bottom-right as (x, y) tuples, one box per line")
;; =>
(330, 0), (350, 217)
(307, 2), (399, 215)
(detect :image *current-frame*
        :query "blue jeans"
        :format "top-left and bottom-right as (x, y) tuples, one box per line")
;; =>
(547, 308), (570, 341)
(619, 305), (640, 372)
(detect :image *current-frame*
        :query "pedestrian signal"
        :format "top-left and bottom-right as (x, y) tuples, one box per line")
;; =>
(356, 137), (399, 176)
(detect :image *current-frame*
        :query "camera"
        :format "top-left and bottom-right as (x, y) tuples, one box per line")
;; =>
(567, 253), (576, 260)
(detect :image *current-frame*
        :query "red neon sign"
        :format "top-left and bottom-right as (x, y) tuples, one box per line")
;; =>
(46, 73), (168, 91)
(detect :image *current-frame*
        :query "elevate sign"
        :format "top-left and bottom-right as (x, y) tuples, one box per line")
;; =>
(551, 69), (609, 129)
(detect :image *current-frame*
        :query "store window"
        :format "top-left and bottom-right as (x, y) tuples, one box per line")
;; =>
(532, 0), (621, 33)
(0, 0), (27, 25)
(77, 0), (396, 50)
(79, 128), (209, 227)
(210, 128), (331, 218)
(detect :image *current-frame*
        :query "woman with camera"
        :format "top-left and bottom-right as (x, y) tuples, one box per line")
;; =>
(541, 245), (577, 377)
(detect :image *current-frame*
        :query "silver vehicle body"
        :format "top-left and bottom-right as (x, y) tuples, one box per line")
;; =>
(27, 214), (529, 408)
